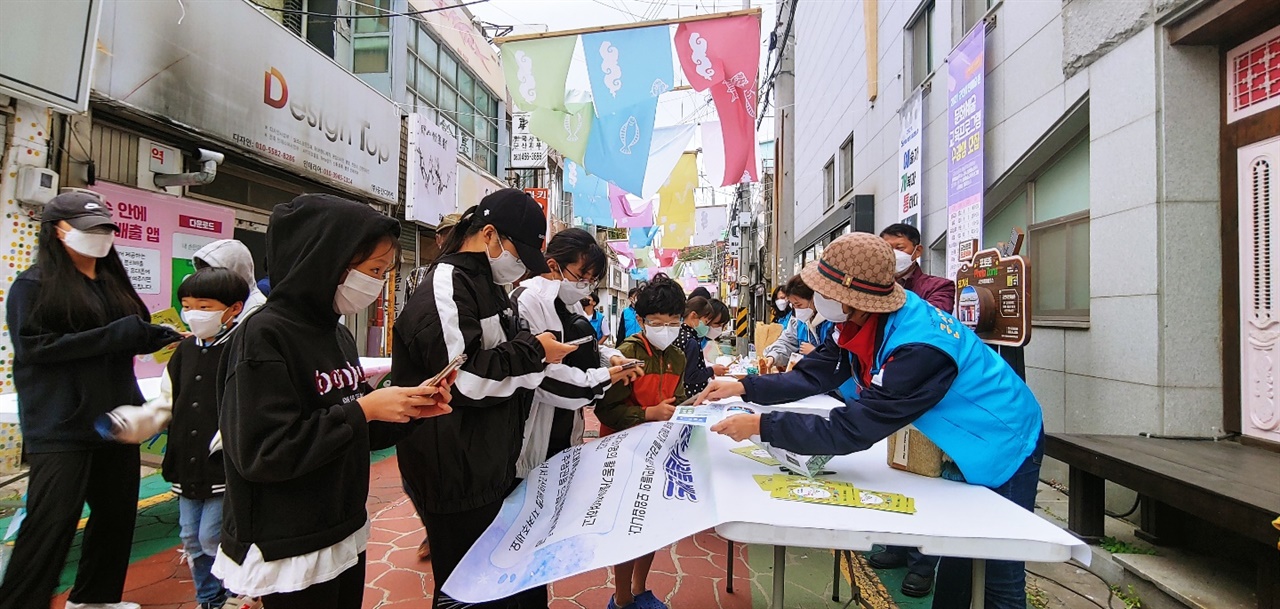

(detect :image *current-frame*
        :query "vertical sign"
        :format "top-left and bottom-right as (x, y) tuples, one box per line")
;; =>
(945, 25), (986, 279)
(898, 90), (923, 230)
(511, 112), (548, 169)
(524, 187), (551, 238)
(405, 113), (458, 227)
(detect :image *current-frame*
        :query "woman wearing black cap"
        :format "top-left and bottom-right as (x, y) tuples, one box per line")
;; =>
(0, 193), (184, 609)
(391, 189), (578, 609)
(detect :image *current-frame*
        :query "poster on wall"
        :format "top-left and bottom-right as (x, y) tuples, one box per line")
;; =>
(91, 182), (235, 378)
(898, 90), (923, 230)
(405, 113), (458, 227)
(945, 25), (986, 280)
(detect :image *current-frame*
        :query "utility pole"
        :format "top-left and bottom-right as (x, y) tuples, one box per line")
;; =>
(774, 0), (796, 286)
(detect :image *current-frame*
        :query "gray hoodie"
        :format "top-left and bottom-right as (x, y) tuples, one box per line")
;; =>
(193, 239), (267, 320)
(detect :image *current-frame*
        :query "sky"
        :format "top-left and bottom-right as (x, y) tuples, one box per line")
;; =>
(468, 0), (778, 207)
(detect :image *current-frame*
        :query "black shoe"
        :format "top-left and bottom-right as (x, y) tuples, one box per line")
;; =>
(866, 549), (908, 569)
(901, 572), (934, 597)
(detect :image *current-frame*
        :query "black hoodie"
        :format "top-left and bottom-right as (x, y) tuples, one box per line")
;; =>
(217, 194), (403, 564)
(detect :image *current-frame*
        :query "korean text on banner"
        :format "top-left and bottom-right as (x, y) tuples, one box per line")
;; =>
(93, 0), (401, 203)
(675, 15), (762, 186)
(91, 182), (234, 378)
(405, 113), (458, 227)
(656, 154), (698, 249)
(511, 113), (548, 169)
(898, 90), (923, 231)
(945, 25), (986, 279)
(501, 36), (578, 112)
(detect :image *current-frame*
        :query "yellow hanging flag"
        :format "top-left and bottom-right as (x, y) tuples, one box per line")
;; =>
(657, 153), (698, 249)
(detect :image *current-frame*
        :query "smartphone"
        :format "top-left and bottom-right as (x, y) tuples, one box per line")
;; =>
(423, 354), (468, 388)
(619, 360), (645, 371)
(564, 335), (594, 346)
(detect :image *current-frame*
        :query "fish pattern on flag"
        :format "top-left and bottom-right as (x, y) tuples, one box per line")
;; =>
(582, 26), (674, 116)
(675, 15), (761, 186)
(656, 153), (698, 249)
(529, 101), (594, 165)
(501, 37), (578, 111)
(584, 98), (658, 196)
(609, 183), (656, 229)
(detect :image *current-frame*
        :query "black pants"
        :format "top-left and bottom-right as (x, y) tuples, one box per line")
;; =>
(260, 553), (366, 609)
(0, 444), (141, 609)
(423, 496), (546, 609)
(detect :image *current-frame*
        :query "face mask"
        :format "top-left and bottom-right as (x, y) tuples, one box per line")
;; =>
(694, 320), (710, 338)
(60, 227), (114, 258)
(794, 307), (815, 322)
(644, 325), (679, 350)
(334, 269), (385, 315)
(813, 292), (850, 323)
(182, 309), (228, 340)
(557, 277), (592, 305)
(487, 234), (527, 285)
(706, 327), (723, 339)
(894, 250), (915, 275)
(775, 298), (789, 311)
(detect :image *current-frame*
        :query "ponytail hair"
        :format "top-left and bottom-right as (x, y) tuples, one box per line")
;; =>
(437, 205), (481, 259)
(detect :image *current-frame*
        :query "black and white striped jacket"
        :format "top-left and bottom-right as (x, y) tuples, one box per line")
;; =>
(390, 252), (548, 514)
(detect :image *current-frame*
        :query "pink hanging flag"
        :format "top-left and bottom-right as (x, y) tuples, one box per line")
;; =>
(606, 239), (634, 266)
(675, 15), (761, 186)
(609, 183), (656, 228)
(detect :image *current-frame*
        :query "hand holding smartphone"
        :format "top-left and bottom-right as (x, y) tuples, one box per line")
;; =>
(563, 335), (594, 346)
(423, 354), (467, 389)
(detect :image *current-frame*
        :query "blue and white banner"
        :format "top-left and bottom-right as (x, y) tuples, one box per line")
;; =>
(582, 25), (674, 117)
(564, 159), (612, 227)
(584, 100), (659, 196)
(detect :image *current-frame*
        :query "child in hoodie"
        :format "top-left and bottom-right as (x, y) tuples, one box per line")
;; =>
(213, 195), (454, 609)
(193, 239), (267, 319)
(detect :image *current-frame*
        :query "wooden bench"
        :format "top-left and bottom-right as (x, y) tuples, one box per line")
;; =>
(1046, 433), (1280, 609)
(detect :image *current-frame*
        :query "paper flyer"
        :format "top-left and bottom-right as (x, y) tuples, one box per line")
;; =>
(672, 402), (757, 427)
(753, 473), (916, 514)
(731, 445), (781, 466)
(147, 308), (186, 365)
(764, 443), (834, 478)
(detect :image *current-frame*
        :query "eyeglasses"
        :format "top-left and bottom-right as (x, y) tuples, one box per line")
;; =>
(643, 319), (682, 328)
(561, 265), (598, 290)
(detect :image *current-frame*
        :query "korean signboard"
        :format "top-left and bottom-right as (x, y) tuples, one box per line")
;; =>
(406, 113), (458, 227)
(93, 0), (401, 203)
(511, 113), (548, 169)
(898, 90), (923, 230)
(945, 25), (986, 279)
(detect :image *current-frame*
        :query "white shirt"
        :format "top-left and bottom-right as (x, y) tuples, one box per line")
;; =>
(212, 521), (370, 597)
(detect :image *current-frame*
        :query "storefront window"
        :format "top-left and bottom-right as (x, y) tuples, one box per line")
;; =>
(353, 36), (390, 74)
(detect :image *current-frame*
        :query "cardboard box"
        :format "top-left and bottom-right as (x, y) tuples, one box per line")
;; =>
(886, 425), (943, 478)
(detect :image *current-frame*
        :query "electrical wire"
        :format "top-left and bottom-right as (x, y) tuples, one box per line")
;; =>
(1106, 497), (1141, 520)
(249, 0), (489, 19)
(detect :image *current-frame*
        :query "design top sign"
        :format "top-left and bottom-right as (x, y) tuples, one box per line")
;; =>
(953, 246), (1031, 347)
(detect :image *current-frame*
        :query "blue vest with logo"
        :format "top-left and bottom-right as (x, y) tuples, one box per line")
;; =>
(837, 292), (1042, 488)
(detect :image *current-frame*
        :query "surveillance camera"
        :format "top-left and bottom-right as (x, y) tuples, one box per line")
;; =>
(196, 148), (224, 164)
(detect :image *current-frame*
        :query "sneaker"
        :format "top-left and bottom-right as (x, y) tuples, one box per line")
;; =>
(606, 595), (638, 609)
(901, 572), (934, 597)
(632, 590), (668, 609)
(65, 603), (141, 609)
(222, 596), (262, 609)
(866, 548), (908, 570)
(417, 538), (431, 561)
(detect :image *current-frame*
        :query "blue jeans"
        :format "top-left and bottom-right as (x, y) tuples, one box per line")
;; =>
(178, 496), (227, 606)
(932, 433), (1044, 609)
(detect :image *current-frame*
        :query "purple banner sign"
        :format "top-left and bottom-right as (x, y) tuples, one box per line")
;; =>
(945, 25), (986, 279)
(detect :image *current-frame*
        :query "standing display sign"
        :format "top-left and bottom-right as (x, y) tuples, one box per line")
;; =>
(91, 182), (235, 377)
(953, 229), (1031, 347)
(511, 113), (548, 169)
(405, 113), (458, 227)
(945, 25), (986, 279)
(898, 90), (923, 230)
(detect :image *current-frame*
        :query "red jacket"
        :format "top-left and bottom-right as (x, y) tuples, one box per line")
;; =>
(899, 264), (956, 313)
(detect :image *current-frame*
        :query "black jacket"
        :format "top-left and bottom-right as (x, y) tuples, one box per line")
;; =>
(6, 265), (179, 453)
(391, 252), (546, 514)
(162, 336), (228, 499)
(217, 195), (411, 563)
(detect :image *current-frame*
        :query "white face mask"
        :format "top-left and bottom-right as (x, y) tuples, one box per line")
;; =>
(644, 325), (680, 351)
(775, 298), (788, 311)
(706, 327), (723, 339)
(794, 306), (815, 322)
(60, 227), (114, 258)
(182, 309), (229, 340)
(487, 234), (527, 285)
(813, 292), (850, 323)
(558, 279), (591, 305)
(894, 250), (915, 275)
(334, 269), (385, 315)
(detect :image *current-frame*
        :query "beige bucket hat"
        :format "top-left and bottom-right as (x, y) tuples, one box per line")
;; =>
(800, 232), (907, 314)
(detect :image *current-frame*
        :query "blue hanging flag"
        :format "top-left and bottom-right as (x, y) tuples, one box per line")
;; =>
(584, 100), (658, 196)
(582, 25), (674, 116)
(564, 159), (612, 227)
(629, 224), (660, 248)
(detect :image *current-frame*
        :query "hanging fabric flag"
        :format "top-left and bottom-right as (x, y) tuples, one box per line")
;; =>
(656, 153), (698, 249)
(630, 267), (649, 282)
(529, 100), (594, 165)
(501, 37), (579, 111)
(606, 240), (635, 268)
(656, 248), (680, 267)
(631, 247), (653, 268)
(564, 159), (612, 226)
(640, 123), (697, 199)
(674, 15), (761, 186)
(583, 26), (674, 116)
(629, 225), (660, 248)
(609, 183), (656, 229)
(584, 100), (658, 195)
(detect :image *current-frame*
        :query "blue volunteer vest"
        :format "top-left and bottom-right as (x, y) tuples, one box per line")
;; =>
(836, 292), (1042, 488)
(797, 319), (834, 346)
